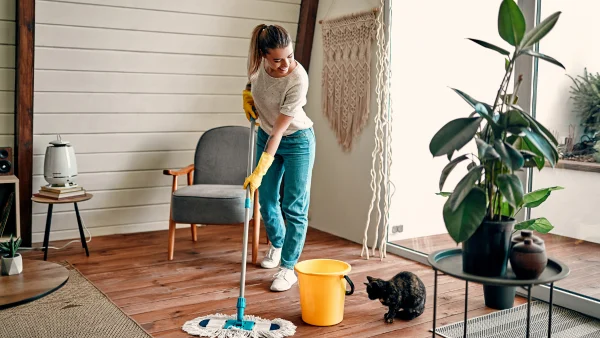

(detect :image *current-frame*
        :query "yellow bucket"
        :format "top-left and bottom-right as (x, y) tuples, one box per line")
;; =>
(294, 259), (354, 326)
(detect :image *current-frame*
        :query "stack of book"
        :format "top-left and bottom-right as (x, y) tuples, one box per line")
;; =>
(35, 185), (86, 200)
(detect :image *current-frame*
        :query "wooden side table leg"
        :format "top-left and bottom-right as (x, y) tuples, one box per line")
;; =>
(74, 202), (89, 257)
(42, 204), (53, 261)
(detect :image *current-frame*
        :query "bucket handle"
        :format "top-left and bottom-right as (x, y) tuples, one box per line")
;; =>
(344, 275), (354, 295)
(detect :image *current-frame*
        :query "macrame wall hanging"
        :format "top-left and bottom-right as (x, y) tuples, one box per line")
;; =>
(321, 8), (377, 152)
(360, 0), (394, 261)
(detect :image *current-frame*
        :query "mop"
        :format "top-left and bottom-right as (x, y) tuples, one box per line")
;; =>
(182, 118), (296, 338)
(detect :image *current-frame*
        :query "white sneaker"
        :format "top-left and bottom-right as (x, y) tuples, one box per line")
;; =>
(270, 268), (297, 292)
(260, 245), (281, 269)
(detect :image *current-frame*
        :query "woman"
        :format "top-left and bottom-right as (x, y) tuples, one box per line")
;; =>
(242, 24), (315, 292)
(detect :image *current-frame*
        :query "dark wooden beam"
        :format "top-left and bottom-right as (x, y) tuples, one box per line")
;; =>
(14, 0), (35, 246)
(295, 0), (319, 73)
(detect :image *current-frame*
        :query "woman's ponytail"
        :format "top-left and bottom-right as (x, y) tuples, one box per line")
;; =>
(247, 24), (292, 78)
(248, 24), (268, 78)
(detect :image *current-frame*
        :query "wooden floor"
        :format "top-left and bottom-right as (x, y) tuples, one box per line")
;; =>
(394, 232), (600, 299)
(21, 225), (525, 337)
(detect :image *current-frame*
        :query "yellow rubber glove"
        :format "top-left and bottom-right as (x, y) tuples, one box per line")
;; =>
(243, 152), (274, 196)
(242, 89), (259, 123)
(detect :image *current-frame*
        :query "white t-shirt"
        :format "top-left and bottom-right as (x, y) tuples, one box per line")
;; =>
(250, 59), (314, 136)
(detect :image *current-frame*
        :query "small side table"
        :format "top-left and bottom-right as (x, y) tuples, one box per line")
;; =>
(428, 248), (570, 338)
(31, 193), (93, 261)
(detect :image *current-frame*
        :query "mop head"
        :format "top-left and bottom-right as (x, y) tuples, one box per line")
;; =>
(182, 313), (296, 338)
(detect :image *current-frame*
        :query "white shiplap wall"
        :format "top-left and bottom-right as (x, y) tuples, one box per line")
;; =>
(32, 0), (301, 242)
(0, 0), (15, 148)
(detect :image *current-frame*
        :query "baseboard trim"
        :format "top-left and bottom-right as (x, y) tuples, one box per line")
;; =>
(31, 221), (197, 243)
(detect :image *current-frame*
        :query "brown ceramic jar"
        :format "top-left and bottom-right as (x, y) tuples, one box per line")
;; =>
(511, 230), (545, 249)
(510, 239), (547, 280)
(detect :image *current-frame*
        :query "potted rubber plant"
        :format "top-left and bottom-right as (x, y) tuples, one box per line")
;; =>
(429, 0), (564, 308)
(1, 235), (23, 275)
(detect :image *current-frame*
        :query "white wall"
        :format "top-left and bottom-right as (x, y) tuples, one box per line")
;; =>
(530, 0), (600, 244)
(32, 0), (301, 242)
(388, 0), (507, 241)
(534, 0), (600, 143)
(0, 0), (15, 148)
(305, 0), (382, 244)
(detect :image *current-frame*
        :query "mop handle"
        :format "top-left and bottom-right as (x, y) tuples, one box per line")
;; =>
(238, 118), (256, 314)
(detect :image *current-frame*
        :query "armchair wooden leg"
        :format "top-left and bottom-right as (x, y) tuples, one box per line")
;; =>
(191, 224), (198, 242)
(252, 189), (260, 265)
(168, 218), (176, 260)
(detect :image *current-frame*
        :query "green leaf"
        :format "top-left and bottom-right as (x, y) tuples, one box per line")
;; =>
(506, 110), (530, 133)
(494, 140), (524, 170)
(443, 187), (487, 244)
(519, 11), (561, 49)
(496, 174), (524, 208)
(467, 161), (476, 170)
(436, 192), (452, 197)
(468, 38), (510, 56)
(515, 217), (554, 234)
(501, 201), (515, 217)
(505, 142), (525, 170)
(520, 111), (559, 146)
(521, 49), (565, 69)
(522, 128), (557, 166)
(507, 134), (519, 145)
(449, 165), (484, 212)
(451, 88), (494, 113)
(448, 150), (454, 161)
(474, 103), (502, 136)
(440, 154), (469, 191)
(505, 58), (510, 71)
(430, 117), (482, 157)
(476, 139), (500, 161)
(498, 0), (526, 46)
(523, 186), (563, 208)
(518, 137), (545, 170)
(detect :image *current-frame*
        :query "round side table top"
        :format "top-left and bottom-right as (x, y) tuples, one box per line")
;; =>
(428, 248), (570, 287)
(0, 259), (70, 309)
(32, 193), (93, 204)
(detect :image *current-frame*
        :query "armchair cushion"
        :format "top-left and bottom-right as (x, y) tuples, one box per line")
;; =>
(171, 184), (253, 225)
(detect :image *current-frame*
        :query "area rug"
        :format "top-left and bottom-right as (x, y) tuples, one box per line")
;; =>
(0, 262), (151, 338)
(433, 301), (600, 338)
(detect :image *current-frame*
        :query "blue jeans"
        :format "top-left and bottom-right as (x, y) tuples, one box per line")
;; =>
(256, 127), (315, 270)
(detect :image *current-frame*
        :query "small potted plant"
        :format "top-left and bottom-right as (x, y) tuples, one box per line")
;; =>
(430, 0), (564, 308)
(1, 235), (23, 276)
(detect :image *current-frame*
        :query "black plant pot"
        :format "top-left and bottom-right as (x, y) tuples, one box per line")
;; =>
(462, 218), (515, 309)
(483, 284), (516, 310)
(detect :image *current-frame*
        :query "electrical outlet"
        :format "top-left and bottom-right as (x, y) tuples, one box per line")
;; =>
(391, 225), (404, 233)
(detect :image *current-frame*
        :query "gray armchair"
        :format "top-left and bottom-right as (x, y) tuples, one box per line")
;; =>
(163, 126), (263, 263)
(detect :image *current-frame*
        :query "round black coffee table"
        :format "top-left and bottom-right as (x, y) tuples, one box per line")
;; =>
(428, 248), (570, 338)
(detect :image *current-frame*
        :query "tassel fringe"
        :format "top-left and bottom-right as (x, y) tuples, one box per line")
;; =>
(182, 313), (296, 338)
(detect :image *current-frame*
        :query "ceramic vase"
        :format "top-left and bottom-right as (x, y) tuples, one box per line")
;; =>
(1, 253), (23, 276)
(510, 239), (547, 279)
(511, 230), (544, 249)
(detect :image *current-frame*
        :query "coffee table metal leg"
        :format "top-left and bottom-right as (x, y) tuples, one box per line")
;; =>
(74, 202), (89, 257)
(433, 269), (438, 338)
(42, 204), (53, 261)
(548, 282), (554, 338)
(527, 285), (532, 338)
(464, 281), (468, 338)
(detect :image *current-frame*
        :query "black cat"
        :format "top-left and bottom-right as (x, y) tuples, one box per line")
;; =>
(365, 271), (426, 323)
